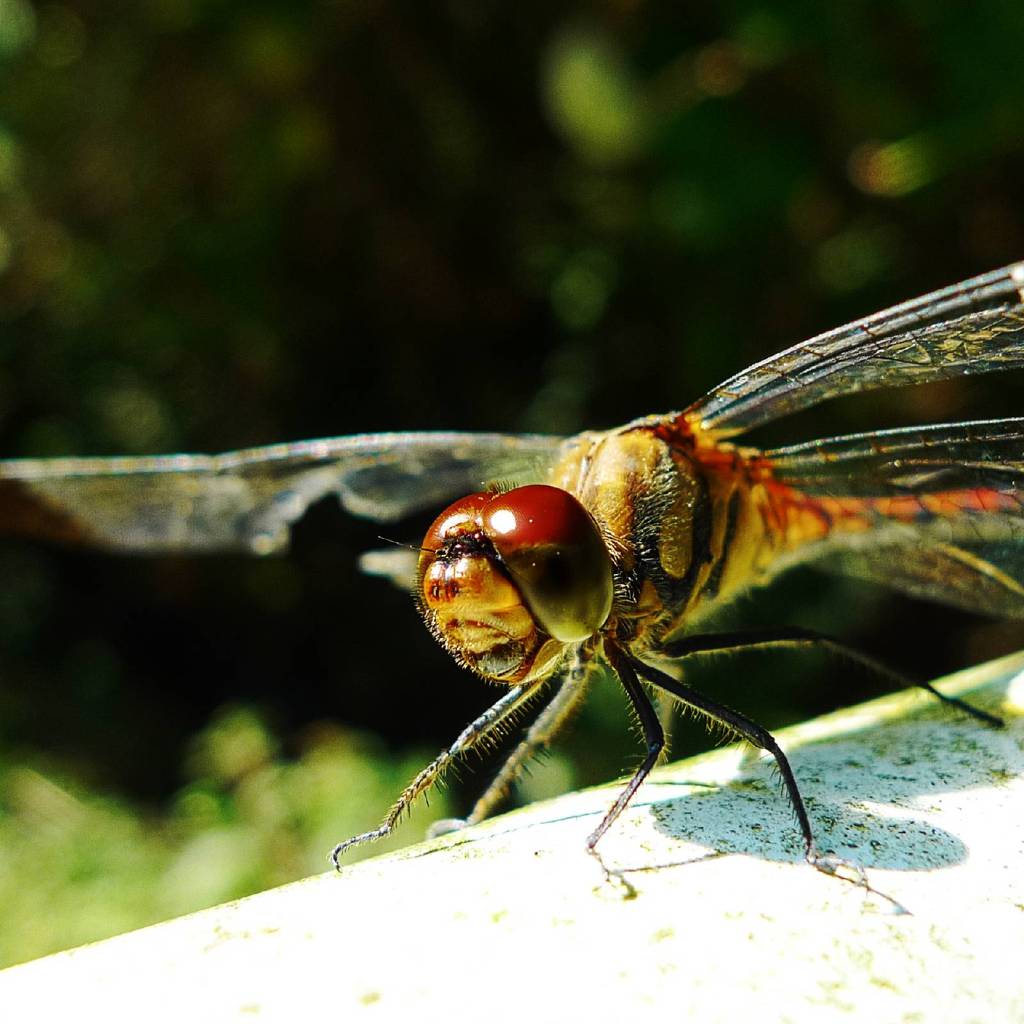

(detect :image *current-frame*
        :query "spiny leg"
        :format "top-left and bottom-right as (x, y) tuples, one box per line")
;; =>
(430, 664), (592, 837)
(586, 643), (665, 857)
(632, 645), (922, 909)
(627, 654), (820, 864)
(660, 626), (1003, 728)
(330, 683), (541, 869)
(648, 657), (686, 758)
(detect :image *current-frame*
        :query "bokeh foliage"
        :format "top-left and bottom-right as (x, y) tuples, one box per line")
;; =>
(2, 1), (1024, 966)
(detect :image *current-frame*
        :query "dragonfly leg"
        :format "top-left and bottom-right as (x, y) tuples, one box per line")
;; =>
(659, 626), (1003, 728)
(330, 683), (541, 870)
(645, 656), (686, 756)
(630, 653), (913, 907)
(598, 655), (905, 905)
(627, 653), (819, 860)
(429, 664), (592, 838)
(586, 643), (665, 858)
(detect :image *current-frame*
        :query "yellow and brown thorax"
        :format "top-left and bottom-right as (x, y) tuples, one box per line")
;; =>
(546, 415), (792, 653)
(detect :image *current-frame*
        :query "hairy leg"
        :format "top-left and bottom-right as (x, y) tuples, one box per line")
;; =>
(627, 654), (819, 859)
(586, 643), (665, 853)
(330, 682), (541, 869)
(628, 651), (918, 902)
(430, 666), (592, 837)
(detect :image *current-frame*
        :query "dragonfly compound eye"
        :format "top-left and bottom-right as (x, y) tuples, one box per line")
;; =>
(481, 485), (613, 643)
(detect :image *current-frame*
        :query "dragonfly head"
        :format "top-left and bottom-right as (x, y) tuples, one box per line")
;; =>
(417, 484), (614, 683)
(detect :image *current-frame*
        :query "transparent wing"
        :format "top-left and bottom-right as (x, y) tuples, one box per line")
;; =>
(763, 417), (1024, 505)
(0, 432), (570, 554)
(817, 541), (1024, 619)
(684, 263), (1024, 438)
(757, 417), (1024, 617)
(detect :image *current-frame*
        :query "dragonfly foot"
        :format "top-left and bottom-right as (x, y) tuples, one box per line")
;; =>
(587, 845), (638, 900)
(806, 847), (910, 914)
(329, 826), (390, 872)
(426, 817), (470, 839)
(806, 847), (867, 887)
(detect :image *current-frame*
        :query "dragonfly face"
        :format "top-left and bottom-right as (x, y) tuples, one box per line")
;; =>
(2, 261), (1023, 876)
(417, 484), (614, 683)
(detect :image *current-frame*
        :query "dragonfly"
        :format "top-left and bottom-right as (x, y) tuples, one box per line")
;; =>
(2, 262), (1023, 882)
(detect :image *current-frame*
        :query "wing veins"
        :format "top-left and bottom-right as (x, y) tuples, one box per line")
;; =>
(685, 263), (1024, 436)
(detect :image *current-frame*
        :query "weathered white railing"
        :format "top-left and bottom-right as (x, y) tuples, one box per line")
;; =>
(3, 652), (1023, 1022)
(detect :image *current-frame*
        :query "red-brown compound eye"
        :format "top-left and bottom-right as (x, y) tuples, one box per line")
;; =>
(481, 485), (613, 643)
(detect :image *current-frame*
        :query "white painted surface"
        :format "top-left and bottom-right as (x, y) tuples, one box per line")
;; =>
(3, 653), (1024, 1022)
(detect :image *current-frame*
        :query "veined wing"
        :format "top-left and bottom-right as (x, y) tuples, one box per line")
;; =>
(756, 417), (1024, 617)
(817, 540), (1024, 619)
(0, 432), (569, 554)
(763, 417), (1024, 505)
(684, 262), (1024, 438)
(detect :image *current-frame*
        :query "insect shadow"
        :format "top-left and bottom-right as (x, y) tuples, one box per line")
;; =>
(622, 692), (1019, 876)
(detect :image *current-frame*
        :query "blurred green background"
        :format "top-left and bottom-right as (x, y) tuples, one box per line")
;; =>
(2, 1), (1024, 967)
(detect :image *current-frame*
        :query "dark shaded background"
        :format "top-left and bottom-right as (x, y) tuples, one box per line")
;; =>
(2, 1), (1024, 963)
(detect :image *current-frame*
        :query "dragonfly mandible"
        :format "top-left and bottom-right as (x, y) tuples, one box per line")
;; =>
(1, 262), (1022, 880)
